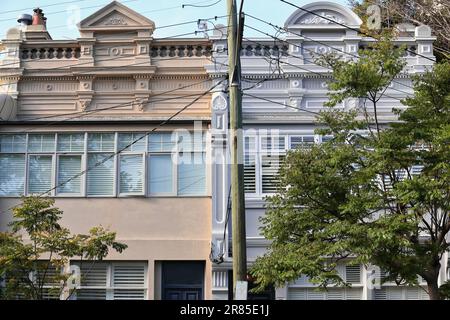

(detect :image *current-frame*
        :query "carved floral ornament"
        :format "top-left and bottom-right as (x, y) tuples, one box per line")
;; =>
(212, 95), (227, 111)
(300, 11), (346, 24)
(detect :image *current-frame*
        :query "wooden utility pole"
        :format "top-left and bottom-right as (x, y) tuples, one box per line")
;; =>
(227, 0), (247, 299)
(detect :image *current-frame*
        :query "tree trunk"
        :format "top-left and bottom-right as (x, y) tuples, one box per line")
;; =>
(427, 279), (441, 300)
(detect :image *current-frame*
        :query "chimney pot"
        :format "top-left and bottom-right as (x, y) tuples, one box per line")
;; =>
(32, 8), (46, 28)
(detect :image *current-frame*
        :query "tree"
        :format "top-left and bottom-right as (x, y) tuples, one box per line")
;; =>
(0, 197), (127, 300)
(350, 0), (450, 61)
(250, 38), (450, 300)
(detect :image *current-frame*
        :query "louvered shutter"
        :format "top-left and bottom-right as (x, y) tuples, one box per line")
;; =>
(0, 154), (25, 196)
(261, 154), (284, 193)
(57, 155), (81, 194)
(244, 154), (256, 193)
(28, 155), (53, 194)
(287, 288), (306, 300)
(345, 265), (361, 284)
(112, 264), (146, 300)
(346, 288), (363, 300)
(75, 263), (108, 300)
(327, 288), (344, 300)
(306, 288), (326, 300)
(374, 288), (387, 300)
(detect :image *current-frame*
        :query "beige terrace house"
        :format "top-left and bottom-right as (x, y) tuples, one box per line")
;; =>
(0, 1), (219, 300)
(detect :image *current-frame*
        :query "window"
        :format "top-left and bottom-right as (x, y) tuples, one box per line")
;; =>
(28, 155), (53, 195)
(0, 131), (207, 198)
(28, 134), (55, 153)
(0, 134), (26, 152)
(149, 154), (174, 194)
(87, 153), (115, 196)
(88, 133), (114, 152)
(118, 133), (146, 152)
(119, 155), (144, 194)
(57, 155), (82, 194)
(57, 133), (84, 152)
(261, 136), (286, 151)
(0, 154), (25, 196)
(72, 262), (147, 300)
(178, 152), (206, 196)
(290, 136), (315, 149)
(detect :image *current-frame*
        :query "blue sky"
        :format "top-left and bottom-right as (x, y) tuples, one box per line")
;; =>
(0, 0), (348, 40)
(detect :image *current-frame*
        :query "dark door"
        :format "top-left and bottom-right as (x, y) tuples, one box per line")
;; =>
(162, 261), (204, 300)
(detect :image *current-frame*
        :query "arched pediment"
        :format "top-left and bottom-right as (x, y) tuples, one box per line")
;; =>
(284, 1), (362, 29)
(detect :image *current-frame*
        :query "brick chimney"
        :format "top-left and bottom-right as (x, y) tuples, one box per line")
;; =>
(32, 8), (46, 29)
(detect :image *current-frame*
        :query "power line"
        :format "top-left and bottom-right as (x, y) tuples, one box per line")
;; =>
(243, 92), (320, 115)
(0, 78), (226, 215)
(243, 24), (414, 99)
(280, 0), (436, 63)
(244, 13), (416, 91)
(0, 0), (140, 23)
(0, 25), (226, 80)
(243, 37), (411, 104)
(0, 0), (91, 15)
(183, 0), (223, 8)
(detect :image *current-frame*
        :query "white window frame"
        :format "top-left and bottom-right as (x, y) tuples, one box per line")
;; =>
(72, 261), (148, 300)
(86, 132), (117, 198)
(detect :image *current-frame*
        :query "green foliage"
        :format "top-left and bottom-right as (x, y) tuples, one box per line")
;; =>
(251, 41), (450, 299)
(0, 197), (127, 300)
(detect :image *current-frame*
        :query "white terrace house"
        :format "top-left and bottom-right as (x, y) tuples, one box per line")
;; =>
(206, 1), (447, 300)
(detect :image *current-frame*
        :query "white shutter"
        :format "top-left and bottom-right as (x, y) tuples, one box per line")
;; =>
(28, 155), (53, 194)
(327, 288), (344, 300)
(288, 288), (306, 300)
(57, 155), (81, 194)
(387, 287), (403, 300)
(406, 287), (420, 300)
(345, 265), (361, 284)
(306, 288), (326, 300)
(374, 288), (387, 300)
(112, 264), (146, 300)
(87, 153), (114, 196)
(0, 154), (25, 196)
(119, 154), (144, 194)
(75, 263), (108, 300)
(346, 288), (363, 300)
(261, 154), (284, 193)
(244, 154), (256, 193)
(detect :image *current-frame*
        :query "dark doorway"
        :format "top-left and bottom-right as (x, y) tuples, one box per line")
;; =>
(162, 261), (205, 300)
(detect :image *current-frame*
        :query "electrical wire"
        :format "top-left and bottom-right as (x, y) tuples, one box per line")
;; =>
(279, 0), (436, 63)
(0, 78), (227, 215)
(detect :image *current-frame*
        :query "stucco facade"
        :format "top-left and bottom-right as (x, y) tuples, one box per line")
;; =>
(0, 1), (215, 300)
(207, 1), (446, 300)
(0, 1), (447, 300)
